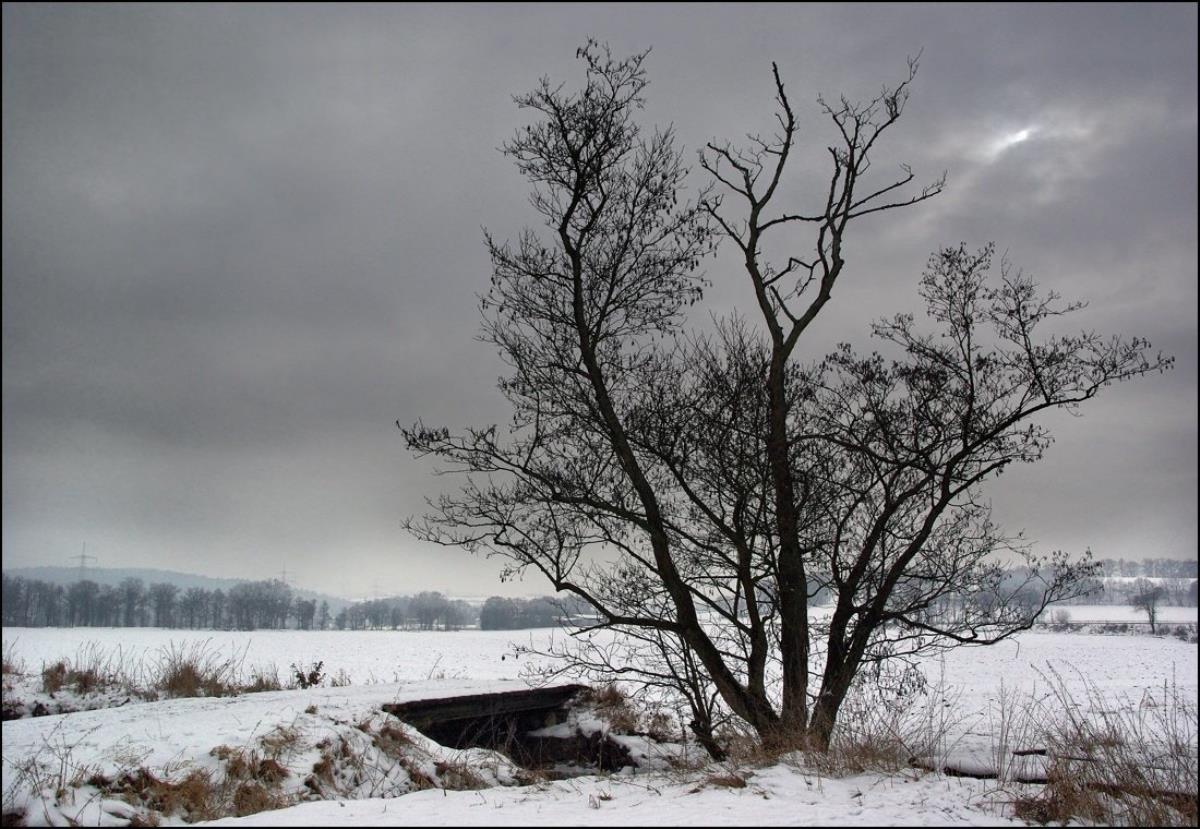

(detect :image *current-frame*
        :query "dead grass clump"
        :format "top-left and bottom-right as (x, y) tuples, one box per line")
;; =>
(41, 661), (68, 694)
(373, 722), (414, 758)
(154, 641), (239, 698)
(213, 746), (258, 781)
(243, 665), (282, 694)
(704, 771), (749, 788)
(255, 758), (290, 784)
(231, 781), (285, 817)
(306, 741), (337, 794)
(587, 683), (643, 734)
(434, 759), (487, 791)
(108, 768), (219, 822)
(156, 770), (219, 820)
(713, 722), (781, 767)
(588, 683), (628, 708)
(258, 723), (302, 762)
(2, 642), (24, 676)
(211, 744), (291, 787)
(306, 735), (356, 795)
(67, 665), (105, 695)
(821, 733), (910, 775)
(399, 758), (436, 791)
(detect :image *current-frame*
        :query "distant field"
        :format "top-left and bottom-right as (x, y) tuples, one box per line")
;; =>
(3, 622), (1195, 710)
(0, 626), (549, 686)
(1044, 604), (1197, 624)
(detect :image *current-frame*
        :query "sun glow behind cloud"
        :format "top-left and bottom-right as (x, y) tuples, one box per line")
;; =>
(986, 126), (1038, 159)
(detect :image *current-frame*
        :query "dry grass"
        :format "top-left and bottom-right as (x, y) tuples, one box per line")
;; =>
(154, 641), (242, 698)
(2, 641), (24, 676)
(94, 747), (297, 822)
(713, 721), (786, 767)
(1007, 666), (1198, 827)
(37, 642), (130, 698)
(243, 664), (283, 694)
(372, 722), (415, 758)
(703, 770), (749, 788)
(8, 641), (339, 719)
(117, 752), (291, 820)
(40, 661), (68, 694)
(585, 682), (660, 736)
(258, 723), (302, 763)
(433, 758), (488, 790)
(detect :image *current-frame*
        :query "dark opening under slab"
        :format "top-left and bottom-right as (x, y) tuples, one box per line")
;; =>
(382, 684), (634, 771)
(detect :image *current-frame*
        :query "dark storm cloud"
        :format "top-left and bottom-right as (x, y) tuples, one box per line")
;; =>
(3, 3), (1195, 597)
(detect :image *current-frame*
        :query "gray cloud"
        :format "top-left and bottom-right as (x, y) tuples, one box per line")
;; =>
(3, 3), (1195, 598)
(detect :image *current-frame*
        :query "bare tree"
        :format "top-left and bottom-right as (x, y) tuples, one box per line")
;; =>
(402, 43), (1171, 753)
(148, 582), (179, 629)
(1131, 579), (1165, 633)
(118, 577), (146, 627)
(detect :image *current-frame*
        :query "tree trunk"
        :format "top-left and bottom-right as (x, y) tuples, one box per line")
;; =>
(766, 354), (811, 738)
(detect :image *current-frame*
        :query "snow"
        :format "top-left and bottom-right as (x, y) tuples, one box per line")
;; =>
(1, 627), (555, 687)
(2, 625), (1196, 826)
(199, 762), (1028, 827)
(1042, 604), (1196, 624)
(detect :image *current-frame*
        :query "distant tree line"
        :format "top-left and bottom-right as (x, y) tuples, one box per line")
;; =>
(1095, 558), (1197, 579)
(1083, 575), (1197, 608)
(331, 591), (478, 631)
(478, 595), (594, 630)
(0, 574), (328, 630)
(1, 573), (618, 632)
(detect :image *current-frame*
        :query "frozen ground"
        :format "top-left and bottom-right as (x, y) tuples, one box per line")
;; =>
(2, 625), (1196, 825)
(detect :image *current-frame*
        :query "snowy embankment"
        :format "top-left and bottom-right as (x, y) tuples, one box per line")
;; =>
(201, 759), (1027, 827)
(2, 626), (1196, 826)
(2, 679), (1025, 827)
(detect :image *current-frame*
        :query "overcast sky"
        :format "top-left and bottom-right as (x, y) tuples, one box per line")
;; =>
(3, 3), (1196, 600)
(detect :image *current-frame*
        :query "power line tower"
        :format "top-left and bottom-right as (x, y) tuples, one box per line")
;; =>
(278, 566), (288, 586)
(69, 543), (96, 580)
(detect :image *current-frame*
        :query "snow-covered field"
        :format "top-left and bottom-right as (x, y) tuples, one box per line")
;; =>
(1041, 604), (1197, 624)
(2, 625), (1196, 826)
(1, 626), (550, 687)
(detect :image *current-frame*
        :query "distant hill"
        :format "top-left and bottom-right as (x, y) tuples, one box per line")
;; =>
(2, 566), (352, 614)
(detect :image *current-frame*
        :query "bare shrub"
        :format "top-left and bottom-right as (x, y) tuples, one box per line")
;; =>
(289, 661), (325, 689)
(818, 659), (963, 776)
(987, 680), (1043, 783)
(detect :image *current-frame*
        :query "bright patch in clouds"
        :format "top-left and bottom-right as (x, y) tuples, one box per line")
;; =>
(987, 125), (1038, 159)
